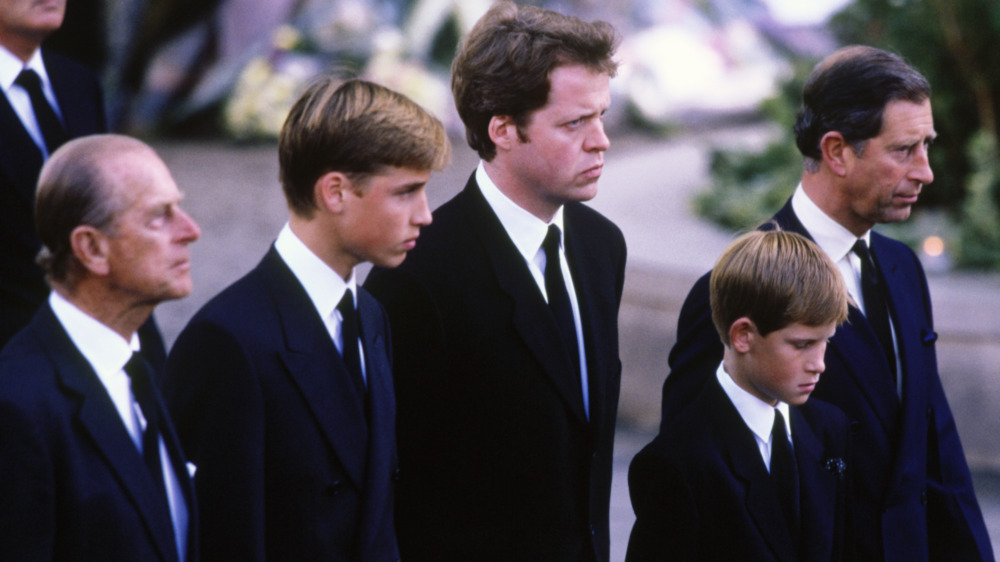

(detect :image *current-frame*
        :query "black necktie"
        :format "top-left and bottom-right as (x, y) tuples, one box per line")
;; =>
(123, 352), (169, 502)
(337, 290), (366, 397)
(852, 239), (897, 379)
(542, 225), (580, 380)
(14, 69), (68, 154)
(771, 409), (800, 541)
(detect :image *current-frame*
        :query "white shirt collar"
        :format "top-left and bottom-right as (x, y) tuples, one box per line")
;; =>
(0, 46), (49, 93)
(716, 362), (791, 443)
(792, 183), (870, 262)
(48, 290), (139, 380)
(274, 223), (356, 320)
(476, 161), (565, 262)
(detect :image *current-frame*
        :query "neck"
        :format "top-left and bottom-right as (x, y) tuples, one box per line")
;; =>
(288, 214), (355, 281)
(483, 160), (559, 223)
(800, 172), (871, 237)
(52, 283), (152, 341)
(0, 36), (43, 64)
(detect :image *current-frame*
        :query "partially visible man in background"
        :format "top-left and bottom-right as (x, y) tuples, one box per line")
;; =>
(0, 0), (166, 365)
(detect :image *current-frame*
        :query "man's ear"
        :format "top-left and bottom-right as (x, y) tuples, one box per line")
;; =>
(819, 131), (852, 177)
(488, 115), (517, 153)
(729, 317), (756, 354)
(70, 225), (111, 276)
(315, 171), (352, 213)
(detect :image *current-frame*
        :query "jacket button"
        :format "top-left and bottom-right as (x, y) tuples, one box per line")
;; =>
(326, 481), (343, 496)
(393, 468), (401, 482)
(926, 407), (933, 419)
(920, 491), (928, 506)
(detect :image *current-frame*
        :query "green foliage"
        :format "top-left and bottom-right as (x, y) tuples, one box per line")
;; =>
(956, 131), (1000, 269)
(694, 140), (800, 231)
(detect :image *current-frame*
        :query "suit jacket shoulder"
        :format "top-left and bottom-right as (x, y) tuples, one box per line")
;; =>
(0, 304), (191, 562)
(165, 247), (398, 562)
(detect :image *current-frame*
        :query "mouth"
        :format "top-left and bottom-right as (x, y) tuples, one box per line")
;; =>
(402, 237), (419, 250)
(581, 163), (603, 180)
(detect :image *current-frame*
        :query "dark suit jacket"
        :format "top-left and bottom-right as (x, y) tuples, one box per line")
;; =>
(0, 49), (167, 367)
(364, 174), (627, 561)
(660, 198), (994, 561)
(0, 303), (197, 562)
(163, 247), (399, 562)
(628, 378), (850, 561)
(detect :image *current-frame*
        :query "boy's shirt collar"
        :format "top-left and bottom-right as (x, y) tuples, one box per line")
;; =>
(716, 362), (791, 443)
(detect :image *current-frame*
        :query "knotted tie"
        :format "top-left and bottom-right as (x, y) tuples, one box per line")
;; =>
(771, 409), (800, 541)
(542, 225), (580, 380)
(124, 352), (168, 501)
(14, 69), (68, 153)
(852, 239), (897, 378)
(337, 290), (366, 397)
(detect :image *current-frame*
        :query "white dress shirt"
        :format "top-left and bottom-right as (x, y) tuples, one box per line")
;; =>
(717, 362), (792, 472)
(49, 291), (189, 561)
(0, 45), (64, 159)
(791, 185), (901, 393)
(476, 162), (590, 419)
(274, 223), (366, 383)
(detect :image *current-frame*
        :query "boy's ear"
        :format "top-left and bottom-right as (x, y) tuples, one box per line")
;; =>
(488, 115), (517, 153)
(315, 171), (352, 213)
(70, 225), (111, 276)
(729, 317), (756, 353)
(819, 131), (851, 177)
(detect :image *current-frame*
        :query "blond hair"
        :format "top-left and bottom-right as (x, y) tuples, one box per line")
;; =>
(710, 228), (849, 345)
(279, 77), (450, 216)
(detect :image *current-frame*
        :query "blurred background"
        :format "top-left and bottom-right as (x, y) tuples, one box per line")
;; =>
(47, 0), (1000, 557)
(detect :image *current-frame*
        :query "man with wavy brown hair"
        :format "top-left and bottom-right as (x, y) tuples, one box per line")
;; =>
(366, 3), (624, 560)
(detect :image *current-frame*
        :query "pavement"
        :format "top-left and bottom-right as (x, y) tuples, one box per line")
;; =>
(150, 124), (1000, 561)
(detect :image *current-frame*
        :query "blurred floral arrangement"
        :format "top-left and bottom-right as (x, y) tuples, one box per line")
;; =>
(222, 0), (461, 141)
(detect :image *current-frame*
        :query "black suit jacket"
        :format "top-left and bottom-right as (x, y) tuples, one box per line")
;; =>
(660, 198), (994, 561)
(0, 303), (197, 562)
(0, 49), (167, 367)
(628, 378), (850, 562)
(364, 174), (627, 561)
(163, 247), (400, 561)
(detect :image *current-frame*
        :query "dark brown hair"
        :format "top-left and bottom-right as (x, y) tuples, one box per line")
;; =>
(451, 1), (619, 160)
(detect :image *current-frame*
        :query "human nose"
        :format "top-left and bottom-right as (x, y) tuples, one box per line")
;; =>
(808, 344), (827, 374)
(585, 120), (610, 152)
(412, 191), (432, 226)
(175, 207), (201, 243)
(910, 144), (934, 185)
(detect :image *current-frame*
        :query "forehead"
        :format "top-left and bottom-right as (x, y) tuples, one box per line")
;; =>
(107, 150), (179, 210)
(541, 65), (610, 111)
(877, 98), (935, 140)
(773, 322), (837, 340)
(360, 166), (431, 190)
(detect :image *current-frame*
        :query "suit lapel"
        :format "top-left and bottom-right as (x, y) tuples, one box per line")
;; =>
(462, 179), (588, 423)
(44, 50), (102, 139)
(258, 249), (369, 489)
(773, 200), (900, 433)
(563, 206), (614, 429)
(0, 87), (44, 206)
(354, 289), (397, 553)
(37, 305), (178, 562)
(870, 233), (930, 493)
(707, 381), (796, 562)
(791, 407), (838, 560)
